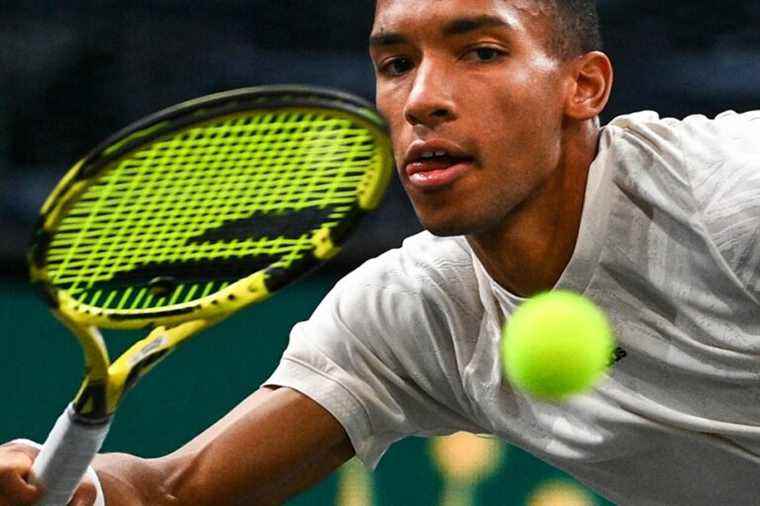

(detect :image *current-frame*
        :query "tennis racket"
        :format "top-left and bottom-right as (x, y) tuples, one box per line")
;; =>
(26, 85), (393, 505)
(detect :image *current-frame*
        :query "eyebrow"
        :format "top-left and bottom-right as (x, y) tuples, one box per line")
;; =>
(369, 32), (407, 47)
(369, 15), (514, 48)
(442, 15), (514, 36)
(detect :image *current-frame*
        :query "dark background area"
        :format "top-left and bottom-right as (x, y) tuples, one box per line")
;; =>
(1, 0), (759, 277)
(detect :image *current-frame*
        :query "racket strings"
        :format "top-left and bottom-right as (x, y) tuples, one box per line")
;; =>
(44, 110), (380, 310)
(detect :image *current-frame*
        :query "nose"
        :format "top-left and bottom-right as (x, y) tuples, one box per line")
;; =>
(403, 60), (456, 128)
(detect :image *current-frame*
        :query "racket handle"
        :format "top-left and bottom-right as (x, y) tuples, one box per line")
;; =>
(30, 404), (111, 506)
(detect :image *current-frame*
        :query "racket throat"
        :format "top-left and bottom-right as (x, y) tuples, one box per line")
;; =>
(72, 380), (110, 422)
(105, 320), (209, 412)
(66, 323), (112, 421)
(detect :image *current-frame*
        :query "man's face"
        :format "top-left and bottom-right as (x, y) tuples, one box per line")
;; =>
(370, 0), (571, 236)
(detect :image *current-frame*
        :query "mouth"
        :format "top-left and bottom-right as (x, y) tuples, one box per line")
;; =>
(403, 141), (475, 191)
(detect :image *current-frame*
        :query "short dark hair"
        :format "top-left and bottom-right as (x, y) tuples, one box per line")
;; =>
(372, 0), (603, 59)
(547, 0), (603, 58)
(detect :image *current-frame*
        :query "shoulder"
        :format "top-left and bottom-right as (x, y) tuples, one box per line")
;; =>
(330, 231), (481, 322)
(292, 231), (484, 394)
(679, 110), (760, 157)
(683, 112), (760, 295)
(604, 110), (760, 200)
(606, 110), (760, 297)
(607, 111), (760, 160)
(606, 110), (760, 170)
(352, 231), (474, 289)
(605, 111), (684, 165)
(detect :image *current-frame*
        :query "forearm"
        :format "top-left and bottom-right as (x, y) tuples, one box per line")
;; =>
(154, 389), (355, 505)
(148, 435), (353, 506)
(264, 440), (354, 504)
(92, 388), (354, 506)
(94, 452), (168, 506)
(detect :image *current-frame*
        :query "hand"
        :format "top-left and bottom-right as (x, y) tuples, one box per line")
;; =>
(0, 441), (98, 506)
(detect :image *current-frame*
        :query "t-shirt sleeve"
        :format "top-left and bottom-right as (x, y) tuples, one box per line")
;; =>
(263, 240), (483, 468)
(681, 111), (760, 303)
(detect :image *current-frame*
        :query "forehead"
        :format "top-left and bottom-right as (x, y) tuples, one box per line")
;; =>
(372, 0), (553, 35)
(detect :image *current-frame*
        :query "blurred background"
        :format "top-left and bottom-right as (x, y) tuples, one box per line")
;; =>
(1, 1), (759, 504)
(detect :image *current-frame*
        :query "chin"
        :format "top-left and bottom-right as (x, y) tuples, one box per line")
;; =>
(417, 213), (488, 237)
(415, 200), (510, 237)
(423, 224), (467, 237)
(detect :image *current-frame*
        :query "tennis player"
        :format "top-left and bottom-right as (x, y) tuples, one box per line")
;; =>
(3, 0), (759, 504)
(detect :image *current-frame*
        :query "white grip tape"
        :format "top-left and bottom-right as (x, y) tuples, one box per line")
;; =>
(10, 439), (105, 506)
(30, 404), (111, 506)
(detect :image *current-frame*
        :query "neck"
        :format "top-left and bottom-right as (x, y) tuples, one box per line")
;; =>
(467, 120), (600, 298)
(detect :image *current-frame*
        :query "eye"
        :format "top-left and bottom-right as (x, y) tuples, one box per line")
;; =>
(464, 47), (506, 63)
(379, 57), (414, 77)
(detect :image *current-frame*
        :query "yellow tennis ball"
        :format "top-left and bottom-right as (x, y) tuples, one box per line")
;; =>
(501, 290), (614, 401)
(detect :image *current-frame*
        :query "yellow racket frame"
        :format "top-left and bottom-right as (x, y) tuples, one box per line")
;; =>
(29, 90), (393, 418)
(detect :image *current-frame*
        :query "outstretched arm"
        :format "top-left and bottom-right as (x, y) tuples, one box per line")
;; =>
(0, 386), (355, 506)
(98, 386), (355, 506)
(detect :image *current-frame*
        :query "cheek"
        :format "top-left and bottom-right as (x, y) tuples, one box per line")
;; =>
(499, 73), (564, 140)
(388, 124), (407, 169)
(376, 80), (409, 123)
(377, 97), (409, 164)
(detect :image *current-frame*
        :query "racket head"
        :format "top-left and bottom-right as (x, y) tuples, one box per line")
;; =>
(28, 85), (393, 331)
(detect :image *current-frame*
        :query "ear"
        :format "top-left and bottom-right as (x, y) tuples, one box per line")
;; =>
(563, 51), (613, 120)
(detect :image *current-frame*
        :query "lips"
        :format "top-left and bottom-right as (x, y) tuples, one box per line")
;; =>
(403, 140), (475, 190)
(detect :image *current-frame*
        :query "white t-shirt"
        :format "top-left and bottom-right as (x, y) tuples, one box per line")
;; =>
(265, 110), (760, 505)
